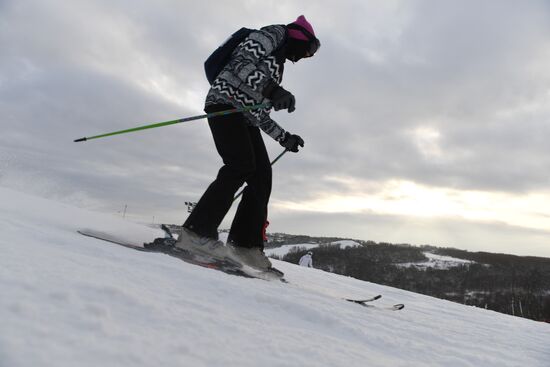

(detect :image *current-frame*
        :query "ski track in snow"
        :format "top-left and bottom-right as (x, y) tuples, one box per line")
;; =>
(1, 187), (549, 367)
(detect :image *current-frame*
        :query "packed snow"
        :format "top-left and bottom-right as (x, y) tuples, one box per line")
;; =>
(1, 186), (549, 367)
(397, 252), (475, 270)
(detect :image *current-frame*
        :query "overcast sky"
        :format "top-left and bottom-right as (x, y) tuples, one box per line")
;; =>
(1, 0), (550, 257)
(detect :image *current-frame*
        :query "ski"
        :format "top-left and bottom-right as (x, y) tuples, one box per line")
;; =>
(356, 302), (404, 311)
(345, 295), (382, 304)
(77, 230), (400, 304)
(77, 229), (285, 282)
(345, 295), (404, 311)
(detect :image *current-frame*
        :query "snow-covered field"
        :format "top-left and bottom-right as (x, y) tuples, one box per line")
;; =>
(1, 187), (549, 367)
(397, 252), (475, 270)
(331, 239), (361, 249)
(265, 243), (319, 257)
(265, 239), (360, 258)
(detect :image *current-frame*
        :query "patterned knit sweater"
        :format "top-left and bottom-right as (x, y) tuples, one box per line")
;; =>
(205, 25), (287, 141)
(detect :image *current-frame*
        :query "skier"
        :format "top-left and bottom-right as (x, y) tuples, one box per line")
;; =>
(176, 16), (320, 271)
(299, 251), (314, 268)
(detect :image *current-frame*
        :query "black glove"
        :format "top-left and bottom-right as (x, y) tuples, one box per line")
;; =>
(279, 132), (304, 153)
(268, 86), (296, 112)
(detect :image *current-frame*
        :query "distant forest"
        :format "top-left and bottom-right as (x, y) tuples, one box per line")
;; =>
(267, 233), (550, 323)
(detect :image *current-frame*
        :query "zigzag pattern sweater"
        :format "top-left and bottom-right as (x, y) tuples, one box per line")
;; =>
(205, 25), (287, 141)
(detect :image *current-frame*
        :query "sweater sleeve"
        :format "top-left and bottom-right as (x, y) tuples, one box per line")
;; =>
(257, 115), (286, 141)
(231, 25), (286, 93)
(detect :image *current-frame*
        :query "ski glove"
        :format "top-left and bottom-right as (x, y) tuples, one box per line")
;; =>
(266, 85), (296, 112)
(279, 132), (304, 153)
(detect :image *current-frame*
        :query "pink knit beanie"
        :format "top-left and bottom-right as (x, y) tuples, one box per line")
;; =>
(287, 15), (315, 41)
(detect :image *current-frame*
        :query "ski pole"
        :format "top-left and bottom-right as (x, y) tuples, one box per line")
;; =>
(233, 148), (289, 202)
(74, 103), (271, 142)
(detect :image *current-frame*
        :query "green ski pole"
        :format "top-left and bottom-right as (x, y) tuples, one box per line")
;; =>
(74, 103), (270, 142)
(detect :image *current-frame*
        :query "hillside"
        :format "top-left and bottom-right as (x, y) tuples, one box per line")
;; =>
(1, 187), (549, 367)
(262, 234), (550, 321)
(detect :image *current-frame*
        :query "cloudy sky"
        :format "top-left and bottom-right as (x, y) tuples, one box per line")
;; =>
(1, 0), (550, 257)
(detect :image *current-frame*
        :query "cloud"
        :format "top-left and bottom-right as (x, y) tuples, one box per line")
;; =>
(266, 209), (550, 258)
(1, 0), (550, 256)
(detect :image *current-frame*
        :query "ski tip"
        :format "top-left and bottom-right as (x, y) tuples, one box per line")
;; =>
(74, 137), (87, 142)
(393, 304), (405, 310)
(345, 295), (382, 304)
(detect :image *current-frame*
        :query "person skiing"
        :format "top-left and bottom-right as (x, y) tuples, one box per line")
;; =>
(176, 16), (320, 272)
(299, 251), (314, 268)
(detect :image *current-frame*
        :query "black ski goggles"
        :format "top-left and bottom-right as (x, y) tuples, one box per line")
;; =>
(286, 24), (321, 57)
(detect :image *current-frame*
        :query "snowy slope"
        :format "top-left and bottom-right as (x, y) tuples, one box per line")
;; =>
(1, 187), (549, 367)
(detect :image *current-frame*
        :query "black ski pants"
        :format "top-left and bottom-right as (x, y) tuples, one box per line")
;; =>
(183, 104), (272, 249)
